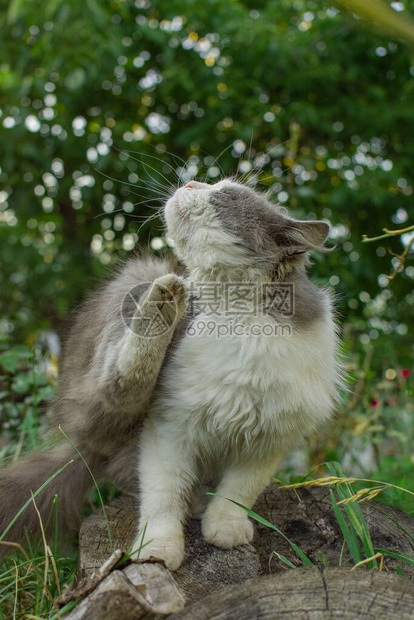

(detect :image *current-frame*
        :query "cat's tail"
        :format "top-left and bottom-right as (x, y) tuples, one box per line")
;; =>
(0, 443), (106, 556)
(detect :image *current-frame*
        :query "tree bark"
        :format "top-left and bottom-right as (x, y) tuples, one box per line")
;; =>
(168, 567), (414, 620)
(75, 483), (414, 618)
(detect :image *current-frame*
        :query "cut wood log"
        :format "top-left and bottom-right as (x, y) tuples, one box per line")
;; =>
(62, 554), (186, 620)
(78, 484), (414, 605)
(62, 570), (153, 620)
(71, 484), (414, 619)
(168, 567), (414, 620)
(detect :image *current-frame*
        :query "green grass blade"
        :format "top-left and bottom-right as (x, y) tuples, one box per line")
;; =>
(342, 500), (377, 567)
(289, 542), (314, 567)
(0, 460), (73, 542)
(53, 494), (59, 557)
(273, 552), (296, 569)
(369, 503), (414, 544)
(49, 598), (81, 619)
(209, 495), (314, 567)
(374, 548), (414, 567)
(329, 489), (362, 564)
(326, 462), (377, 568)
(318, 552), (328, 567)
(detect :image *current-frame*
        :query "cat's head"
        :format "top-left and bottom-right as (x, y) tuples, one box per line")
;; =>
(164, 179), (329, 276)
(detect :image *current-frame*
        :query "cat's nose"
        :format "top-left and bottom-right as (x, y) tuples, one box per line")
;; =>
(183, 181), (210, 190)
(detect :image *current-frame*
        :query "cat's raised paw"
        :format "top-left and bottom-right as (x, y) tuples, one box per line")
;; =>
(149, 275), (188, 319)
(132, 274), (188, 336)
(202, 516), (254, 549)
(138, 537), (185, 571)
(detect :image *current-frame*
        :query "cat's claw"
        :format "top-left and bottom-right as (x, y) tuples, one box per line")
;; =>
(138, 537), (185, 571)
(147, 274), (188, 323)
(202, 516), (254, 549)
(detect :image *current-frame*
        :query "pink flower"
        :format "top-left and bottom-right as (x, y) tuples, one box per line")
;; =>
(401, 369), (411, 378)
(370, 400), (378, 408)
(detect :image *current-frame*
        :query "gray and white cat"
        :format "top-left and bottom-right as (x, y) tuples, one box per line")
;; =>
(134, 179), (341, 569)
(0, 179), (341, 568)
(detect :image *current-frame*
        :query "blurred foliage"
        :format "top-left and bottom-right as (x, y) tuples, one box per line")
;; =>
(0, 0), (413, 492)
(0, 0), (413, 355)
(0, 332), (56, 456)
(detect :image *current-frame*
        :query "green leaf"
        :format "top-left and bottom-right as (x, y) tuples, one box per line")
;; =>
(12, 373), (49, 394)
(0, 354), (19, 374)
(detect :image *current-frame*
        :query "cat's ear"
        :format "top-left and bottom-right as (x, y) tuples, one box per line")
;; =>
(282, 219), (330, 254)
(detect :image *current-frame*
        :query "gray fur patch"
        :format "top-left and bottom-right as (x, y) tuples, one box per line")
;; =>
(209, 183), (327, 326)
(209, 185), (290, 255)
(209, 184), (328, 259)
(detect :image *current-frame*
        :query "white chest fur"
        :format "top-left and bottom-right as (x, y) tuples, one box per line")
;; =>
(156, 307), (339, 459)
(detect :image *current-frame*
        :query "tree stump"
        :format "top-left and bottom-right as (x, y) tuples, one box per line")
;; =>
(75, 483), (414, 617)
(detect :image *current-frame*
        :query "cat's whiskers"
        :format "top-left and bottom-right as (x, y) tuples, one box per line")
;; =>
(240, 138), (292, 191)
(95, 170), (171, 196)
(201, 143), (235, 184)
(124, 145), (190, 188)
(94, 196), (165, 221)
(115, 148), (177, 193)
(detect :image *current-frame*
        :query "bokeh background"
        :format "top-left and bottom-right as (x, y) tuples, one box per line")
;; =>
(0, 0), (413, 510)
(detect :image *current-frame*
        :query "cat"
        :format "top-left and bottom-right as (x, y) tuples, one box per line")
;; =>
(0, 179), (341, 569)
(133, 179), (341, 570)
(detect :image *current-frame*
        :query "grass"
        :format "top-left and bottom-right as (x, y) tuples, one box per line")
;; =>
(0, 431), (151, 619)
(0, 507), (77, 620)
(0, 427), (109, 618)
(229, 460), (414, 573)
(281, 461), (414, 570)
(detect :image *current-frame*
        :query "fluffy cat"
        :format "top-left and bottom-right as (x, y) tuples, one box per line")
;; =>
(134, 179), (341, 570)
(0, 179), (341, 568)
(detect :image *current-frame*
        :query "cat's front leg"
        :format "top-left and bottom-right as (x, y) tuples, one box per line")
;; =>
(129, 274), (188, 338)
(202, 457), (282, 549)
(133, 421), (195, 571)
(98, 274), (188, 408)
